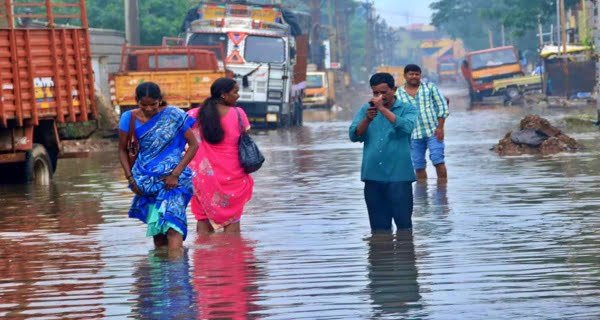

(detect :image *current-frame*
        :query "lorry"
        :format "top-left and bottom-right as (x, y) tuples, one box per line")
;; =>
(0, 0), (97, 184)
(375, 65), (405, 87)
(437, 57), (460, 83)
(461, 45), (524, 101)
(109, 44), (225, 114)
(419, 39), (466, 82)
(181, 1), (309, 128)
(303, 65), (335, 109)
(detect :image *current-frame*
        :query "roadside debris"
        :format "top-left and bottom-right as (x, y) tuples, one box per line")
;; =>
(492, 115), (584, 156)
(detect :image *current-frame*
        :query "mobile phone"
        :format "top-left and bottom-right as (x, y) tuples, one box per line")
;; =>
(368, 101), (375, 107)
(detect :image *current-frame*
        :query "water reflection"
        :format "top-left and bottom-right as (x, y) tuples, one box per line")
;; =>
(0, 183), (105, 319)
(193, 234), (261, 320)
(367, 231), (421, 318)
(130, 250), (196, 319)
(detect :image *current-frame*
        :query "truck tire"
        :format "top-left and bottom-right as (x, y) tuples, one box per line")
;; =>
(469, 91), (482, 102)
(505, 86), (521, 103)
(24, 144), (53, 185)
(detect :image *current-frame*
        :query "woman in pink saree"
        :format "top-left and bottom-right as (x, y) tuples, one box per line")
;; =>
(187, 78), (254, 234)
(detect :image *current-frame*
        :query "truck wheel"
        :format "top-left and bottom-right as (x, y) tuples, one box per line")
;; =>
(24, 144), (53, 185)
(505, 86), (520, 103)
(470, 91), (482, 102)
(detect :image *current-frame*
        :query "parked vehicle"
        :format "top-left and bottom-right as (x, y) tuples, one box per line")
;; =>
(461, 46), (523, 101)
(109, 44), (225, 114)
(303, 66), (335, 109)
(437, 58), (460, 83)
(493, 75), (542, 104)
(181, 1), (309, 128)
(375, 65), (405, 87)
(0, 0), (96, 184)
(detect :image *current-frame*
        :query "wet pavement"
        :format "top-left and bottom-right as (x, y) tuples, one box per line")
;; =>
(1, 88), (599, 319)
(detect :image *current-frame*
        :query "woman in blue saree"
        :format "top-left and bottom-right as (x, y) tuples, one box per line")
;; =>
(118, 82), (198, 250)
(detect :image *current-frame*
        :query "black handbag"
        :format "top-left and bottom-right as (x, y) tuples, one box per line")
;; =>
(233, 107), (265, 173)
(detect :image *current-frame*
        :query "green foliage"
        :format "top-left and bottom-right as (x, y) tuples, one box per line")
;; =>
(430, 0), (581, 51)
(86, 0), (194, 44)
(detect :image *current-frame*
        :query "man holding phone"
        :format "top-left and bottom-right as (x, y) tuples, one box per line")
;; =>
(349, 73), (418, 232)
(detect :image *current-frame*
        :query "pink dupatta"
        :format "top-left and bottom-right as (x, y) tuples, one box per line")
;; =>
(187, 107), (254, 229)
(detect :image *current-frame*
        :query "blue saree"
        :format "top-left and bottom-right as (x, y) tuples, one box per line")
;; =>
(128, 106), (195, 240)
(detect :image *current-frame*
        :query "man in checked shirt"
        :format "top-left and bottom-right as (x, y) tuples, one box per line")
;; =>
(396, 64), (449, 182)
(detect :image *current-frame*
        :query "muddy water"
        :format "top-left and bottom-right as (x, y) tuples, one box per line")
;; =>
(1, 89), (599, 319)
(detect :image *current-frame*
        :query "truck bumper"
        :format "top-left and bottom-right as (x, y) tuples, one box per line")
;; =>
(303, 96), (329, 108)
(237, 101), (284, 128)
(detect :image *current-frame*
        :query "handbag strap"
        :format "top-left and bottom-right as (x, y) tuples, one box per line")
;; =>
(232, 107), (245, 133)
(127, 109), (137, 143)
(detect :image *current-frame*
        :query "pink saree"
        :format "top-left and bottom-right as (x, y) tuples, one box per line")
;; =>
(187, 107), (254, 229)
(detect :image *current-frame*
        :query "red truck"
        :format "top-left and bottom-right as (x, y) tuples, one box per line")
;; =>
(0, 1), (96, 183)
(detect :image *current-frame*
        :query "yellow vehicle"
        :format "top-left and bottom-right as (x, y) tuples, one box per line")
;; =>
(493, 75), (542, 103)
(461, 46), (523, 101)
(110, 44), (225, 113)
(303, 70), (335, 109)
(376, 66), (405, 87)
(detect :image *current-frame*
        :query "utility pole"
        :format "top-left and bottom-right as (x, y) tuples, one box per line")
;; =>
(560, 0), (567, 54)
(327, 0), (337, 67)
(364, 1), (374, 74)
(124, 0), (140, 45)
(556, 0), (561, 48)
(594, 0), (600, 125)
(488, 28), (494, 48)
(501, 24), (506, 46)
(309, 0), (322, 70)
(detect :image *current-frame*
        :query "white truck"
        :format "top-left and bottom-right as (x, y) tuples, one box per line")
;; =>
(181, 1), (309, 128)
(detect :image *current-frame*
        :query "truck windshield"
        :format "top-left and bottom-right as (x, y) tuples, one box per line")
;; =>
(149, 55), (194, 69)
(470, 49), (518, 70)
(244, 36), (285, 63)
(187, 33), (228, 60)
(306, 74), (323, 88)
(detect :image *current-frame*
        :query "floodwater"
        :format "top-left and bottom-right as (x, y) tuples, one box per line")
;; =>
(1, 88), (599, 319)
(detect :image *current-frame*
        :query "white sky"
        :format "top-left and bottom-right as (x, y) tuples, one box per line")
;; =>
(373, 0), (434, 27)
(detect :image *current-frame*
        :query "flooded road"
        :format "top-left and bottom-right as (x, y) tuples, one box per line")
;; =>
(1, 89), (599, 319)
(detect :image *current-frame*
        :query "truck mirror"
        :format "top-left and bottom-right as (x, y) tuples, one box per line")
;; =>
(290, 47), (296, 59)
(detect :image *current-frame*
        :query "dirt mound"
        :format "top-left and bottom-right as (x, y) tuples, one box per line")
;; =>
(492, 115), (584, 156)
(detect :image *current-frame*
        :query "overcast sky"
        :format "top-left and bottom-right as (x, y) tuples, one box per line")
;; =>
(373, 0), (434, 27)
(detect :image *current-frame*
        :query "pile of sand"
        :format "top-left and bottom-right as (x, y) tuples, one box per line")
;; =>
(492, 115), (584, 156)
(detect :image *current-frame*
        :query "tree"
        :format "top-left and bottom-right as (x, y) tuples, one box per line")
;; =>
(430, 0), (580, 51)
(86, 0), (193, 45)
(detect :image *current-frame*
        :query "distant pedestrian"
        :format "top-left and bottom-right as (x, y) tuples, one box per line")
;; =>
(187, 78), (254, 235)
(349, 73), (418, 232)
(118, 82), (198, 250)
(397, 64), (449, 181)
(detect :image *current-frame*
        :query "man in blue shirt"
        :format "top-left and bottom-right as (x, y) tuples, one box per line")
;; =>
(349, 73), (418, 231)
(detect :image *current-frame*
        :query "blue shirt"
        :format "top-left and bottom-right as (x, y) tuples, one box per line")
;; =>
(118, 110), (143, 135)
(349, 99), (418, 182)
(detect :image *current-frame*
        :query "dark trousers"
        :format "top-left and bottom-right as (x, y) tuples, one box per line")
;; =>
(364, 180), (414, 231)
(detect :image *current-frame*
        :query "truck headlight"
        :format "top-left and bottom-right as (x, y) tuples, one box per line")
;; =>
(267, 105), (280, 112)
(266, 113), (278, 122)
(268, 90), (283, 100)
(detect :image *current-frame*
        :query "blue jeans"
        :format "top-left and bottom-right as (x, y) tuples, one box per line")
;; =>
(410, 136), (445, 170)
(364, 181), (413, 231)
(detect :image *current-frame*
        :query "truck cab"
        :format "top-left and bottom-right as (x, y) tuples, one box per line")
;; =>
(110, 45), (224, 114)
(462, 46), (523, 101)
(181, 2), (309, 128)
(303, 68), (335, 109)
